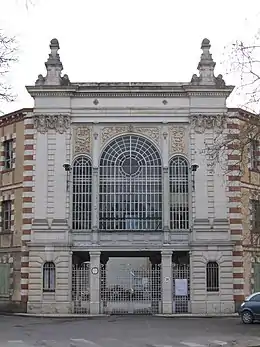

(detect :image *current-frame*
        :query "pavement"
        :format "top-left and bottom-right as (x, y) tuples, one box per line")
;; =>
(1, 315), (260, 347)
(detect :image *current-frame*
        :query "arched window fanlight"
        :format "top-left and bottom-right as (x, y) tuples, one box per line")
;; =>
(99, 135), (162, 231)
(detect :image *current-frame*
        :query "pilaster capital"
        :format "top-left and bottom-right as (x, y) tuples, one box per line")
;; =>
(34, 114), (71, 134)
(89, 251), (101, 257)
(161, 250), (173, 257)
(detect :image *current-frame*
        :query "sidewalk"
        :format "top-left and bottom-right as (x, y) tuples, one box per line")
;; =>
(10, 313), (238, 318)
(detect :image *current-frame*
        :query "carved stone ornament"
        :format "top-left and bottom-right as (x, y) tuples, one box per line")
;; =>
(134, 127), (160, 144)
(169, 126), (186, 154)
(74, 126), (91, 155)
(34, 114), (71, 134)
(190, 114), (226, 134)
(101, 125), (160, 146)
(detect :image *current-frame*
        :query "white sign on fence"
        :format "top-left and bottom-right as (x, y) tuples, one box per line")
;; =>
(175, 278), (188, 296)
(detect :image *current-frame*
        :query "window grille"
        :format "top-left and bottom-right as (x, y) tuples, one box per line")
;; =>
(99, 135), (162, 231)
(206, 261), (219, 292)
(3, 140), (13, 170)
(1, 200), (12, 232)
(72, 156), (92, 230)
(169, 156), (189, 230)
(252, 200), (260, 231)
(43, 262), (55, 292)
(250, 139), (259, 170)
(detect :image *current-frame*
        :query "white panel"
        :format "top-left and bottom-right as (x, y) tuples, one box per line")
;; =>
(214, 163), (228, 219)
(54, 135), (67, 219)
(194, 133), (208, 219)
(71, 97), (190, 109)
(34, 133), (48, 219)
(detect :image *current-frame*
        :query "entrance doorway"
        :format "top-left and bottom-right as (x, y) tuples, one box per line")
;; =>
(100, 252), (162, 315)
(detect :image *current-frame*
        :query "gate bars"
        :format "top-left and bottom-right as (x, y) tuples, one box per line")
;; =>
(71, 261), (190, 314)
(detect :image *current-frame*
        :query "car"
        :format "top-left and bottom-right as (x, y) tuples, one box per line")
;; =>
(239, 292), (260, 324)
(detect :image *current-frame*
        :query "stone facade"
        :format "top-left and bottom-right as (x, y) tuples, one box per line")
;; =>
(22, 37), (239, 315)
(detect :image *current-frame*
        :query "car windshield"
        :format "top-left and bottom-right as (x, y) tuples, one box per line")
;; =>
(245, 293), (260, 301)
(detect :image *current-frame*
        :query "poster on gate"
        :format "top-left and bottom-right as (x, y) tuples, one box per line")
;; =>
(175, 279), (188, 296)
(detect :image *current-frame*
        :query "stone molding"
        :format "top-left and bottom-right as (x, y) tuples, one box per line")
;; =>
(34, 114), (71, 134)
(73, 126), (92, 155)
(27, 89), (233, 99)
(101, 125), (160, 146)
(190, 114), (226, 134)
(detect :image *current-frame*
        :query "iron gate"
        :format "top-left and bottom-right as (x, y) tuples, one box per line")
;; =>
(100, 264), (161, 314)
(72, 262), (90, 314)
(172, 263), (190, 313)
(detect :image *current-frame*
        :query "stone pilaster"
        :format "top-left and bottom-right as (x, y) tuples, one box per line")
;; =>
(161, 250), (173, 314)
(162, 125), (170, 242)
(92, 125), (100, 242)
(89, 251), (101, 314)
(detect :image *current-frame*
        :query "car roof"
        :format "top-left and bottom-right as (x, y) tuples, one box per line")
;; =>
(247, 292), (260, 300)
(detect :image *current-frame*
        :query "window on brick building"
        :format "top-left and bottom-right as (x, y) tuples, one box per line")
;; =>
(206, 261), (219, 292)
(3, 139), (14, 170)
(43, 262), (55, 292)
(250, 139), (259, 170)
(1, 200), (12, 232)
(252, 200), (260, 231)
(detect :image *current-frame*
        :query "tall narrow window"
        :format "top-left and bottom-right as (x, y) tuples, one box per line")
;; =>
(206, 261), (219, 292)
(72, 156), (92, 230)
(99, 135), (162, 231)
(43, 262), (55, 292)
(169, 156), (189, 230)
(3, 140), (13, 170)
(251, 139), (259, 170)
(252, 200), (260, 231)
(1, 200), (12, 232)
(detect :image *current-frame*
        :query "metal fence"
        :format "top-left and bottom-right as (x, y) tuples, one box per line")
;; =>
(100, 263), (162, 315)
(72, 262), (90, 314)
(172, 263), (190, 313)
(0, 263), (10, 297)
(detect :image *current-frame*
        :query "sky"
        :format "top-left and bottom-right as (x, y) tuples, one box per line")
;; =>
(1, 0), (260, 114)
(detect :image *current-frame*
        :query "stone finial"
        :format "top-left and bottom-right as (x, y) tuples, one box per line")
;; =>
(190, 38), (226, 87)
(35, 38), (70, 86)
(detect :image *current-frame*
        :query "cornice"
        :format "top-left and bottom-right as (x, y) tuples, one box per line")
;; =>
(0, 108), (33, 128)
(26, 90), (233, 98)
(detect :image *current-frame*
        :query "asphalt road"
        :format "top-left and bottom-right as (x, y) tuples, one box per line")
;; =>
(1, 315), (260, 347)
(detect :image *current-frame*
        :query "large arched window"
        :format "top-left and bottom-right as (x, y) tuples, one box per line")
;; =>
(72, 156), (92, 230)
(99, 135), (162, 231)
(169, 156), (189, 230)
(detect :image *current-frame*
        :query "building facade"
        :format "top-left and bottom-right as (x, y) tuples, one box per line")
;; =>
(0, 108), (33, 312)
(227, 108), (260, 300)
(22, 38), (244, 315)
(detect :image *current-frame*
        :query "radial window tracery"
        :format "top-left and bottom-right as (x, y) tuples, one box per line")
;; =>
(99, 135), (162, 231)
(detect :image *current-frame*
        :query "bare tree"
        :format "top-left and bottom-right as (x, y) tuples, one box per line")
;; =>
(0, 0), (35, 110)
(0, 31), (17, 105)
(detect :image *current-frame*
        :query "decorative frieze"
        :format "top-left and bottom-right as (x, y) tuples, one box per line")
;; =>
(101, 125), (160, 146)
(33, 114), (71, 134)
(74, 126), (92, 155)
(190, 114), (226, 134)
(169, 126), (187, 155)
(101, 126), (128, 145)
(134, 127), (160, 144)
